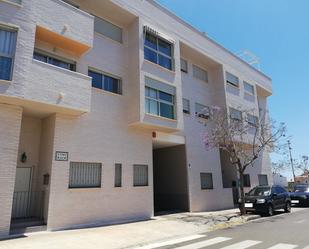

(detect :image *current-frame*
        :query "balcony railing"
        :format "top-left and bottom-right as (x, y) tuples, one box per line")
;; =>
(11, 191), (45, 220)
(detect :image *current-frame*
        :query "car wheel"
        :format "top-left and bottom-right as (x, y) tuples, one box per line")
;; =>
(267, 205), (274, 216)
(285, 202), (291, 213)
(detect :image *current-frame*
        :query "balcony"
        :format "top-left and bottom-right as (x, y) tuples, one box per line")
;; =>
(33, 0), (94, 55)
(23, 59), (91, 113)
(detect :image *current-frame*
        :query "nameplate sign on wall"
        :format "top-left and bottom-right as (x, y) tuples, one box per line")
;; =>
(55, 151), (69, 161)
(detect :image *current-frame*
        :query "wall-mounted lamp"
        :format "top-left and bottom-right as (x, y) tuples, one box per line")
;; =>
(21, 152), (27, 163)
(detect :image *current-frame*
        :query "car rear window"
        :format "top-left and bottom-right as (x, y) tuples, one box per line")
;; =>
(294, 185), (309, 192)
(248, 187), (271, 196)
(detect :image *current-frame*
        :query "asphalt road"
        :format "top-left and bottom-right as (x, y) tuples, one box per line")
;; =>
(149, 207), (309, 249)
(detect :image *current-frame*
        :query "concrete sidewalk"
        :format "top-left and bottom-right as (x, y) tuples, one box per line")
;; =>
(0, 209), (259, 249)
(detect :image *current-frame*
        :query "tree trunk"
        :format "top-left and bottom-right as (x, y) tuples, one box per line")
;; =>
(238, 169), (246, 215)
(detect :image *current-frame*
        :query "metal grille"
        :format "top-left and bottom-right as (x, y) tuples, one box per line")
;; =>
(133, 165), (148, 187)
(200, 173), (213, 189)
(69, 162), (102, 188)
(114, 164), (122, 187)
(258, 174), (268, 186)
(11, 191), (45, 219)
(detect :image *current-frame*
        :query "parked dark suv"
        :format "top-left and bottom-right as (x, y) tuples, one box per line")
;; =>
(290, 184), (309, 206)
(244, 185), (291, 216)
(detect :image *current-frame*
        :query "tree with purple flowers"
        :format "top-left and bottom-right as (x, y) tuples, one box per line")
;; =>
(202, 106), (286, 215)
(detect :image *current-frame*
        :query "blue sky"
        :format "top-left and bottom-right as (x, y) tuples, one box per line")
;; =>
(157, 0), (309, 178)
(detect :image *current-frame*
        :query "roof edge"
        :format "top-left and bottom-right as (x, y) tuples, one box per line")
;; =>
(148, 0), (272, 81)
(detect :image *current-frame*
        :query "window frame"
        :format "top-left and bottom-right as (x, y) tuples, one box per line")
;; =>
(192, 64), (208, 82)
(247, 114), (258, 127)
(182, 98), (190, 114)
(0, 25), (18, 81)
(33, 49), (76, 72)
(229, 107), (242, 121)
(143, 30), (174, 71)
(200, 172), (214, 190)
(244, 81), (255, 95)
(69, 162), (102, 189)
(88, 68), (122, 95)
(258, 174), (269, 186)
(180, 58), (188, 73)
(133, 164), (149, 187)
(195, 102), (210, 119)
(93, 15), (123, 43)
(226, 71), (239, 87)
(145, 86), (175, 120)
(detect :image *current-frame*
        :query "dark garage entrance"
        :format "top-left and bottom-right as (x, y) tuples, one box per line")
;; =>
(153, 144), (189, 214)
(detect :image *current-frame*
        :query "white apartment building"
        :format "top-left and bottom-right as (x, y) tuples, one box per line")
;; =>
(0, 0), (273, 237)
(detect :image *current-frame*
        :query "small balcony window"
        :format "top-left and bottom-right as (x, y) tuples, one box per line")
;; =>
(180, 58), (188, 73)
(247, 114), (258, 126)
(195, 103), (210, 119)
(183, 98), (190, 114)
(229, 107), (242, 121)
(144, 29), (173, 71)
(226, 72), (239, 87)
(88, 69), (122, 95)
(193, 65), (208, 82)
(33, 50), (76, 71)
(244, 81), (255, 95)
(94, 16), (122, 43)
(0, 27), (17, 81)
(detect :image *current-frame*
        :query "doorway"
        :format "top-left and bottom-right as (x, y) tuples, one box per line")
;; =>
(153, 145), (189, 214)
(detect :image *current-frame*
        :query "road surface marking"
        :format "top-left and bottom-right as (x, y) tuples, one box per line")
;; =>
(266, 243), (298, 249)
(219, 240), (262, 249)
(174, 237), (232, 249)
(134, 234), (206, 249)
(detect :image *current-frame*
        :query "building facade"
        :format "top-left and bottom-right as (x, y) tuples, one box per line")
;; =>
(0, 0), (273, 237)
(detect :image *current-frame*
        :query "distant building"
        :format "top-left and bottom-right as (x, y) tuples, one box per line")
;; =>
(272, 173), (288, 187)
(295, 173), (309, 184)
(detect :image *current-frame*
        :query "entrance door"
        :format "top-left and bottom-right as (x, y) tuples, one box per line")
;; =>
(12, 167), (32, 218)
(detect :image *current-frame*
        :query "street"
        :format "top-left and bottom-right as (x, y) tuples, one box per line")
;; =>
(136, 207), (309, 249)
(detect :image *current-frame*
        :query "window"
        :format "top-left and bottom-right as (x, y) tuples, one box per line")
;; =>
(180, 58), (188, 73)
(145, 86), (175, 119)
(200, 173), (213, 189)
(69, 162), (102, 188)
(226, 72), (239, 87)
(244, 81), (255, 95)
(33, 50), (76, 71)
(258, 174), (268, 186)
(133, 165), (148, 186)
(183, 98), (190, 114)
(193, 65), (208, 82)
(195, 103), (210, 119)
(247, 114), (258, 126)
(114, 163), (122, 187)
(88, 70), (122, 94)
(0, 27), (17, 81)
(94, 16), (122, 43)
(144, 30), (173, 70)
(243, 174), (251, 187)
(229, 107), (242, 121)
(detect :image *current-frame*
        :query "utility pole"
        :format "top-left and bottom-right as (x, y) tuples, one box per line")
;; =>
(288, 140), (296, 182)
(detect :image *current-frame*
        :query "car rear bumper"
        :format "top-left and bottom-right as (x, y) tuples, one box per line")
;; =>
(244, 203), (269, 213)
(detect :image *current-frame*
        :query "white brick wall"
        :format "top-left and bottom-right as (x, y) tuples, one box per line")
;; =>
(0, 104), (22, 237)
